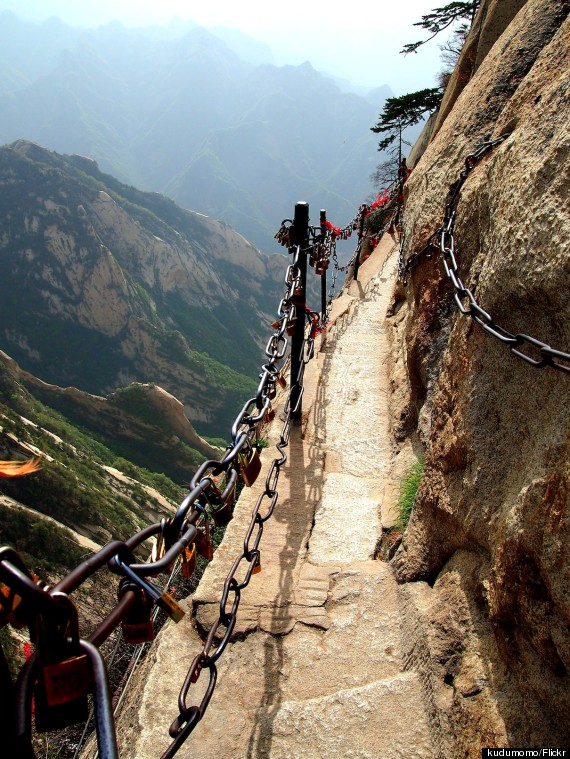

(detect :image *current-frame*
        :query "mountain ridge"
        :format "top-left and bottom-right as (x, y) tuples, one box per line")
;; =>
(0, 139), (285, 435)
(0, 11), (390, 251)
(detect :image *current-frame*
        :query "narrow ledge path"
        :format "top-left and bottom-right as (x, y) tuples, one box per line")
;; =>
(114, 235), (434, 759)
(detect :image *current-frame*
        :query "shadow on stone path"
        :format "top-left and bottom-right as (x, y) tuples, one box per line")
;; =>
(111, 235), (435, 759)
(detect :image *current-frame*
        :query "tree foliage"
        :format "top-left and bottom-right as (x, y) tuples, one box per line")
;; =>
(371, 89), (442, 151)
(401, 1), (480, 55)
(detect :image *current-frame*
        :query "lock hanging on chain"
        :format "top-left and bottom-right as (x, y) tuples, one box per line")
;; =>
(239, 439), (261, 487)
(263, 403), (276, 425)
(195, 516), (214, 561)
(181, 543), (198, 578)
(120, 582), (155, 645)
(115, 558), (185, 624)
(203, 472), (237, 527)
(33, 594), (92, 732)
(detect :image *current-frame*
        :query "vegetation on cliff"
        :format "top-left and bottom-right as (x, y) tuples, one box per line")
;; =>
(0, 357), (188, 572)
(0, 140), (273, 436)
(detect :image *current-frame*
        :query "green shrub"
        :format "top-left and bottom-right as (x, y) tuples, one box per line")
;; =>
(395, 456), (424, 532)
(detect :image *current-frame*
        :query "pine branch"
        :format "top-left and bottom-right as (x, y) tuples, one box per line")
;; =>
(400, 1), (479, 55)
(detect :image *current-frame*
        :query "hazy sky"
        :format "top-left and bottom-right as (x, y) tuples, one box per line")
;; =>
(2, 0), (446, 93)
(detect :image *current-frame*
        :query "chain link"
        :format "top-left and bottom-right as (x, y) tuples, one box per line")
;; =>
(398, 134), (570, 374)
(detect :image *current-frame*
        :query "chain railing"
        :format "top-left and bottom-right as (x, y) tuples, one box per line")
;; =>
(0, 201), (326, 758)
(398, 135), (570, 374)
(275, 179), (404, 327)
(2, 134), (568, 758)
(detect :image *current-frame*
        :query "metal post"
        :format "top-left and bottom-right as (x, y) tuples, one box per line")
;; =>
(320, 209), (327, 321)
(353, 211), (366, 282)
(290, 201), (309, 421)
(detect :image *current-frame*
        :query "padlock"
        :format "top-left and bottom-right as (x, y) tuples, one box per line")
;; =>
(41, 654), (92, 707)
(276, 373), (287, 389)
(122, 618), (155, 645)
(156, 591), (185, 623)
(212, 501), (234, 527)
(239, 441), (261, 487)
(264, 405), (276, 424)
(181, 543), (197, 578)
(195, 522), (214, 560)
(121, 586), (155, 645)
(286, 319), (296, 336)
(151, 533), (165, 564)
(116, 559), (185, 624)
(34, 596), (91, 731)
(207, 473), (236, 510)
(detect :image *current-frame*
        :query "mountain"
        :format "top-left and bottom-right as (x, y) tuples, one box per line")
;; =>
(0, 140), (286, 436)
(0, 343), (224, 593)
(0, 12), (388, 251)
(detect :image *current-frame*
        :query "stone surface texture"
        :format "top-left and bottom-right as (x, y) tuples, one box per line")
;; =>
(390, 0), (570, 753)
(106, 239), (435, 759)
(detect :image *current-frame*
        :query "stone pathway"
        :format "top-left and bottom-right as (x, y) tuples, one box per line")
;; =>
(113, 237), (434, 759)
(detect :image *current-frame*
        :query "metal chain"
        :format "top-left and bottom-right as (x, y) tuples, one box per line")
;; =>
(11, 137), (561, 756)
(398, 134), (570, 374)
(0, 239), (315, 759)
(162, 284), (315, 758)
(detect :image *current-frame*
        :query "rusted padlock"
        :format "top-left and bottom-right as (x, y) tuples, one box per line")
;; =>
(252, 554), (262, 575)
(205, 473), (236, 527)
(34, 595), (92, 731)
(115, 558), (185, 624)
(181, 543), (197, 578)
(120, 583), (155, 645)
(263, 403), (276, 424)
(195, 519), (214, 561)
(239, 440), (261, 487)
(212, 501), (234, 527)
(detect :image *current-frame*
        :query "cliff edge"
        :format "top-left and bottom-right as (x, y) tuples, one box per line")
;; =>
(390, 0), (570, 751)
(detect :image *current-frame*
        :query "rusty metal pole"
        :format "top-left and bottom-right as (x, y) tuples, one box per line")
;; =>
(290, 201), (309, 422)
(353, 210), (366, 282)
(320, 209), (327, 320)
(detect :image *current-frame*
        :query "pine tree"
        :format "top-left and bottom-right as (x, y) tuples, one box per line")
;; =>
(370, 89), (442, 152)
(400, 1), (480, 55)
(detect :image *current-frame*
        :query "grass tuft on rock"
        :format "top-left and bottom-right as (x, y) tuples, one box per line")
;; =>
(395, 456), (424, 532)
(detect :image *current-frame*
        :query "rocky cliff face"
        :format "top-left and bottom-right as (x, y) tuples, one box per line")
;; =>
(0, 141), (286, 434)
(390, 0), (570, 751)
